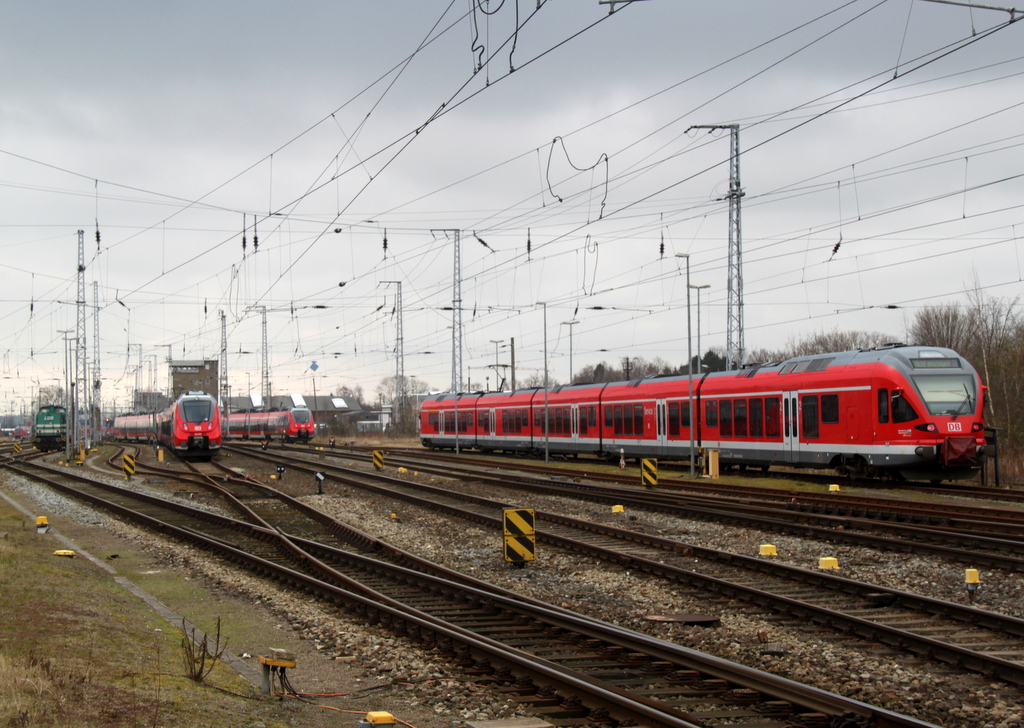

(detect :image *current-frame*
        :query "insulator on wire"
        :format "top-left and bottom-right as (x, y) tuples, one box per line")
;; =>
(242, 214), (247, 253)
(253, 218), (259, 251)
(527, 228), (531, 259)
(659, 241), (664, 258)
(383, 228), (388, 258)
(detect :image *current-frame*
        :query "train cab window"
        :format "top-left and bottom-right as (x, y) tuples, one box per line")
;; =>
(613, 405), (623, 436)
(822, 394), (839, 424)
(801, 395), (819, 438)
(181, 400), (214, 423)
(749, 398), (763, 437)
(891, 390), (919, 423)
(720, 400), (733, 437)
(706, 400), (718, 427)
(878, 388), (889, 423)
(668, 402), (680, 437)
(734, 399), (747, 437)
(765, 397), (780, 438)
(634, 404), (644, 436)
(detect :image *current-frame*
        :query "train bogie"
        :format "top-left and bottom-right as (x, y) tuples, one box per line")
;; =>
(419, 345), (986, 482)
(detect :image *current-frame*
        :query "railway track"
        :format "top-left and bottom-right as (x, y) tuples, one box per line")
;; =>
(225, 444), (1024, 686)
(255, 443), (1024, 572)
(1, 450), (938, 728)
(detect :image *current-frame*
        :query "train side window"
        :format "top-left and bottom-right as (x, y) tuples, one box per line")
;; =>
(579, 410), (588, 436)
(749, 398), (763, 437)
(822, 394), (839, 424)
(878, 388), (889, 423)
(765, 397), (780, 438)
(614, 405), (623, 436)
(801, 395), (819, 438)
(784, 398), (790, 437)
(554, 408), (563, 435)
(891, 390), (919, 423)
(668, 402), (680, 437)
(720, 400), (733, 437)
(734, 399), (748, 437)
(682, 402), (690, 428)
(605, 406), (613, 429)
(547, 408), (556, 435)
(705, 400), (718, 427)
(589, 406), (597, 428)
(623, 404), (633, 436)
(634, 404), (644, 436)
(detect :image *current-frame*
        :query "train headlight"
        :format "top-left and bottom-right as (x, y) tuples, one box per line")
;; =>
(972, 422), (983, 432)
(913, 423), (937, 433)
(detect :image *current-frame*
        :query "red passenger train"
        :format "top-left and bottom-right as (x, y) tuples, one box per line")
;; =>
(226, 407), (314, 442)
(112, 391), (222, 459)
(420, 345), (987, 482)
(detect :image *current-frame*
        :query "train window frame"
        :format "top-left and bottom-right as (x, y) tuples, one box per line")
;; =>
(720, 400), (733, 437)
(878, 388), (889, 424)
(750, 398), (763, 437)
(765, 397), (780, 438)
(891, 390), (919, 423)
(821, 394), (839, 424)
(734, 399), (748, 438)
(801, 395), (820, 439)
(633, 404), (644, 436)
(705, 400), (718, 427)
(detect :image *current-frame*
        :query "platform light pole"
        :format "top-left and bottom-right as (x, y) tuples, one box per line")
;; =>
(676, 254), (695, 478)
(561, 320), (579, 385)
(538, 302), (549, 462)
(689, 284), (710, 372)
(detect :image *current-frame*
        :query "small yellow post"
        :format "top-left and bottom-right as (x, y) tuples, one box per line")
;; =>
(708, 449), (720, 479)
(611, 505), (625, 513)
(965, 568), (981, 601)
(828, 483), (841, 492)
(759, 544), (777, 556)
(818, 557), (840, 569)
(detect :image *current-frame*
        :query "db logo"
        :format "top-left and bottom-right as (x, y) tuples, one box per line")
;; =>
(948, 421), (962, 432)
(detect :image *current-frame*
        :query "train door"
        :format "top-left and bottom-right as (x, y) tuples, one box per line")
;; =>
(782, 391), (801, 462)
(570, 404), (580, 447)
(655, 399), (668, 454)
(489, 409), (497, 437)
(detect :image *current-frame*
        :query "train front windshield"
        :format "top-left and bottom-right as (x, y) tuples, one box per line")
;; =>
(181, 399), (215, 423)
(911, 375), (977, 416)
(292, 409), (311, 423)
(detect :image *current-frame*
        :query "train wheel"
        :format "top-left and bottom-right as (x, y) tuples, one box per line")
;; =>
(761, 464), (770, 473)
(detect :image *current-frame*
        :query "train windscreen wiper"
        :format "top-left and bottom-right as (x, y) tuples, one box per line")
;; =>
(950, 384), (973, 420)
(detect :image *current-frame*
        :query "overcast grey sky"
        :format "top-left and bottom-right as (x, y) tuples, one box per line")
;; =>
(3, 0), (1023, 412)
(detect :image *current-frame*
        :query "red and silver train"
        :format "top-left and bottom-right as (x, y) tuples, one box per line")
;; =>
(420, 345), (986, 482)
(112, 391), (222, 459)
(226, 407), (314, 442)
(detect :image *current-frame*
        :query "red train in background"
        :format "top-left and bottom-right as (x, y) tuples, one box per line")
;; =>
(112, 391), (222, 460)
(420, 344), (986, 482)
(226, 407), (314, 442)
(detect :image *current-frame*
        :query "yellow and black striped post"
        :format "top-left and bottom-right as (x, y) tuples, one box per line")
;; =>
(503, 508), (536, 564)
(13, 443), (22, 454)
(372, 450), (385, 471)
(122, 454), (136, 480)
(641, 458), (658, 488)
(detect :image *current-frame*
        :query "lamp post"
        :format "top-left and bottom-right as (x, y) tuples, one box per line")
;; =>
(689, 284), (710, 372)
(561, 320), (579, 384)
(676, 254), (694, 478)
(538, 302), (549, 462)
(490, 339), (504, 391)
